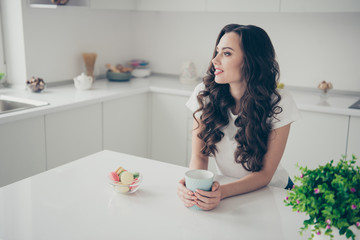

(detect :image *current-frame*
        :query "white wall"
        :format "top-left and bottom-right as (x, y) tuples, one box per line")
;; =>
(21, 2), (134, 84)
(4, 1), (360, 92)
(131, 11), (360, 92)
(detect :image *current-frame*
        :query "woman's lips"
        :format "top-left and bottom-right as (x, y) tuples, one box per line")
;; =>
(214, 69), (223, 75)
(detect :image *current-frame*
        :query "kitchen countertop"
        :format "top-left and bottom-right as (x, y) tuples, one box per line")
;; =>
(0, 150), (312, 240)
(0, 74), (359, 124)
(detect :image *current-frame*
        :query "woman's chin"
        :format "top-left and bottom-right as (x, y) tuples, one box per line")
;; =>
(214, 76), (226, 84)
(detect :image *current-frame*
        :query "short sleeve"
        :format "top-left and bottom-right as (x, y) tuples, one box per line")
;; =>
(185, 83), (205, 119)
(271, 89), (301, 129)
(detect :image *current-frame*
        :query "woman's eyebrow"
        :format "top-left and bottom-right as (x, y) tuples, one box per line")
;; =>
(216, 46), (235, 51)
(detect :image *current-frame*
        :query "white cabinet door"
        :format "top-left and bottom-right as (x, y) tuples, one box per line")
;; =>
(45, 104), (102, 169)
(103, 93), (148, 158)
(150, 93), (189, 166)
(136, 0), (205, 11)
(29, 0), (88, 7)
(135, 0), (280, 12)
(0, 116), (46, 187)
(282, 110), (348, 179)
(90, 0), (135, 10)
(206, 0), (280, 12)
(347, 116), (360, 165)
(280, 0), (360, 12)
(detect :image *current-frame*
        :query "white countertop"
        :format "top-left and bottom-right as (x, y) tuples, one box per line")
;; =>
(0, 74), (359, 124)
(0, 150), (312, 240)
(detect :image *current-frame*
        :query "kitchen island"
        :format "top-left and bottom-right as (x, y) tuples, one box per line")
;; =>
(0, 150), (313, 240)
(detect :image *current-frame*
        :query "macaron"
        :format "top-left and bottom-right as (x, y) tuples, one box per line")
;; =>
(115, 166), (125, 175)
(109, 171), (120, 182)
(115, 184), (130, 193)
(120, 171), (134, 185)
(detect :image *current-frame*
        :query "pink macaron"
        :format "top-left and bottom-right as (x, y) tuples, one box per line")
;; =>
(109, 171), (120, 182)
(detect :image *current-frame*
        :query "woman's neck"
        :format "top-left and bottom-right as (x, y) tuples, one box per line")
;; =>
(229, 82), (246, 115)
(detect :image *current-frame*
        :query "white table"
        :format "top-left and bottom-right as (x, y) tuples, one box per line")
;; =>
(0, 150), (311, 240)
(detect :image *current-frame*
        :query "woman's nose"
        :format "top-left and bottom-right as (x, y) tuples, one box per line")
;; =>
(212, 55), (219, 65)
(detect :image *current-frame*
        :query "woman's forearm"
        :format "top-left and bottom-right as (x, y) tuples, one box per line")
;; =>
(220, 171), (271, 199)
(189, 157), (209, 170)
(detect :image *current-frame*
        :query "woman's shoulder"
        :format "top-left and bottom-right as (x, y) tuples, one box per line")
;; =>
(193, 82), (205, 93)
(275, 89), (296, 107)
(186, 82), (206, 114)
(271, 88), (301, 129)
(277, 88), (292, 98)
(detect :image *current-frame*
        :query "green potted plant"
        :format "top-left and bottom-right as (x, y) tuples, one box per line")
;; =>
(285, 155), (360, 240)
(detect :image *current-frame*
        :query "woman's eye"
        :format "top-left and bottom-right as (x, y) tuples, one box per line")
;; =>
(224, 52), (231, 56)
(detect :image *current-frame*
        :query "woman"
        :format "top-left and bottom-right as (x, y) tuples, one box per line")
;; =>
(177, 24), (300, 210)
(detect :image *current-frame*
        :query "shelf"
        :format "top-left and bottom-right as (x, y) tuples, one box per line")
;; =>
(28, 0), (89, 9)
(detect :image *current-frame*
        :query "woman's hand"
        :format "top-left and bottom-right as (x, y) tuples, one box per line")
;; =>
(177, 178), (197, 208)
(194, 181), (221, 210)
(177, 178), (222, 210)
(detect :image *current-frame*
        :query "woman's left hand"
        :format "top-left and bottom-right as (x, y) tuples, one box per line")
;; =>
(194, 181), (222, 210)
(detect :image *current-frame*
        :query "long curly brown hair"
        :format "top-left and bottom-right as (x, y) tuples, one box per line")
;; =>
(194, 24), (282, 172)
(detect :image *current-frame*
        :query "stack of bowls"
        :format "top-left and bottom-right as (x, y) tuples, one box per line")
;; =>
(129, 60), (151, 78)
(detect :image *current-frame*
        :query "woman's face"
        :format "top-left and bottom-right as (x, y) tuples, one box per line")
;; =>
(212, 32), (244, 85)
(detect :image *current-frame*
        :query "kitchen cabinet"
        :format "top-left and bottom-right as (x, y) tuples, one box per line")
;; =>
(281, 110), (349, 179)
(103, 93), (149, 158)
(90, 0), (360, 12)
(27, 0), (360, 12)
(0, 116), (46, 187)
(347, 116), (360, 165)
(205, 0), (280, 12)
(90, 0), (135, 10)
(150, 93), (189, 166)
(280, 0), (360, 12)
(28, 0), (89, 8)
(135, 0), (280, 12)
(136, 0), (205, 12)
(45, 103), (102, 169)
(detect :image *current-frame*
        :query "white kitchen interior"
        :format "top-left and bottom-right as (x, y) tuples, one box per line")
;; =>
(0, 0), (359, 187)
(0, 1), (360, 239)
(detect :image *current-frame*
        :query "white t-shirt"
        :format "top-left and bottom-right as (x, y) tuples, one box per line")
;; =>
(186, 83), (301, 188)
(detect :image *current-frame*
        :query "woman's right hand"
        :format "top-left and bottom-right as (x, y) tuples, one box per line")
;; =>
(177, 177), (197, 208)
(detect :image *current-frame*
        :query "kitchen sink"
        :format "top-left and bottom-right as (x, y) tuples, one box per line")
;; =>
(0, 95), (49, 114)
(349, 99), (360, 109)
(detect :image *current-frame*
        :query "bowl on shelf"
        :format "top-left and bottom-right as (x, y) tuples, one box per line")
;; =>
(108, 173), (142, 194)
(106, 71), (132, 82)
